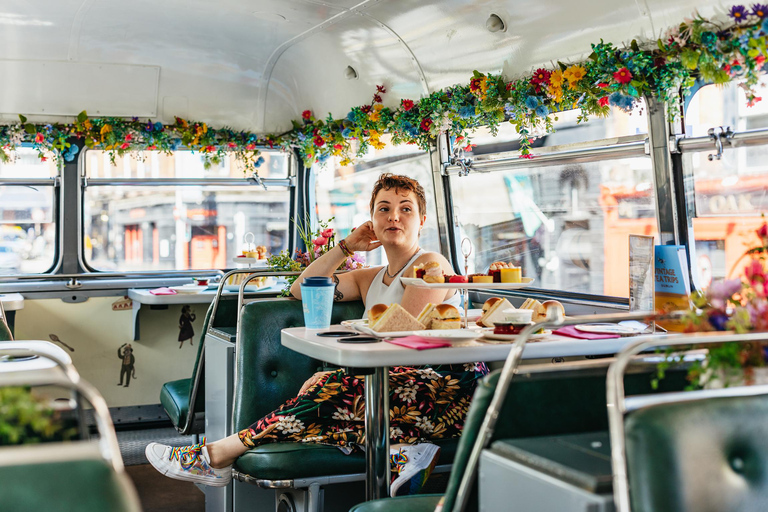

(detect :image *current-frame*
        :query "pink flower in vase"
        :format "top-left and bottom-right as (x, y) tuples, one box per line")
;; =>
(313, 236), (328, 246)
(321, 228), (334, 238)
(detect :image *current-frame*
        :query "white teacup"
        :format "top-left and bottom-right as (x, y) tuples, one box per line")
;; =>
(502, 308), (533, 324)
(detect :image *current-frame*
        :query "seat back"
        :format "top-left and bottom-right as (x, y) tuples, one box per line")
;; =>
(232, 298), (364, 432)
(624, 390), (768, 512)
(0, 301), (13, 341)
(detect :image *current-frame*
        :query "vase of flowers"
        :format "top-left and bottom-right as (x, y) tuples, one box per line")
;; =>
(267, 216), (366, 296)
(679, 220), (768, 388)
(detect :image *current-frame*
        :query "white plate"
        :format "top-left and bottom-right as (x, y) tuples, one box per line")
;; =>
(574, 323), (639, 335)
(170, 285), (206, 294)
(417, 329), (483, 341)
(400, 277), (534, 289)
(479, 328), (552, 342)
(340, 319), (413, 338)
(232, 257), (269, 266)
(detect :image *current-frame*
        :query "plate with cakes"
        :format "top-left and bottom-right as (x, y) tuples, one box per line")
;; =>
(402, 260), (534, 289)
(473, 296), (562, 343)
(341, 302), (480, 340)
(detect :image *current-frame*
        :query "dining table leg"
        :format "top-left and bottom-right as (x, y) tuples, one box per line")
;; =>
(365, 365), (390, 500)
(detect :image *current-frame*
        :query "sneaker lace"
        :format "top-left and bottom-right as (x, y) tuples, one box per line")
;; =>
(169, 437), (207, 470)
(390, 448), (408, 474)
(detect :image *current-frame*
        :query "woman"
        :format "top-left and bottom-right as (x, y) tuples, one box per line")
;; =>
(146, 173), (487, 496)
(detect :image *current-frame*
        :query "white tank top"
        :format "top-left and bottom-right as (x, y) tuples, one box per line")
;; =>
(363, 249), (462, 317)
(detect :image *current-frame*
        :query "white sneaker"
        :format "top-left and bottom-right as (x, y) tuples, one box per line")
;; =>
(145, 438), (232, 487)
(389, 443), (441, 497)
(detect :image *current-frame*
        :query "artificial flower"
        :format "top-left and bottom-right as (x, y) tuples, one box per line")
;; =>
(401, 99), (415, 111)
(562, 65), (587, 88)
(730, 4), (748, 22)
(613, 67), (633, 84)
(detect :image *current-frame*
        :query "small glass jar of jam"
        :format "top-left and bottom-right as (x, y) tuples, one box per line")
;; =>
(493, 322), (532, 335)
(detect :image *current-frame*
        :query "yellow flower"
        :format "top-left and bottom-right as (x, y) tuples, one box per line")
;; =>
(340, 157), (352, 166)
(368, 111), (381, 122)
(370, 138), (386, 150)
(550, 85), (564, 103)
(549, 69), (564, 88)
(373, 104), (383, 112)
(563, 65), (587, 89)
(82, 119), (92, 130)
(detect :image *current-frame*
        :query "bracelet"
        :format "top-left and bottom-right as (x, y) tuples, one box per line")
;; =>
(338, 238), (353, 258)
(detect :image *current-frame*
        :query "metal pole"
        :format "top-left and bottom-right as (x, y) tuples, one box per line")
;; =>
(365, 366), (390, 500)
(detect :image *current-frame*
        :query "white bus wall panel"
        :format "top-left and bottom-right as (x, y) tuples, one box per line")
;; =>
(0, 61), (160, 118)
(15, 297), (202, 407)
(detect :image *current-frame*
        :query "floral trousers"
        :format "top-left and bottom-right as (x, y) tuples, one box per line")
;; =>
(237, 362), (489, 451)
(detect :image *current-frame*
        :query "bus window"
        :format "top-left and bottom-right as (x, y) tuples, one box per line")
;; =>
(683, 81), (768, 288)
(314, 136), (436, 268)
(450, 104), (654, 298)
(0, 147), (58, 275)
(83, 150), (291, 272)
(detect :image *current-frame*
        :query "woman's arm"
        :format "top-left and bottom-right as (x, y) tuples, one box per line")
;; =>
(289, 221), (382, 301)
(399, 252), (457, 317)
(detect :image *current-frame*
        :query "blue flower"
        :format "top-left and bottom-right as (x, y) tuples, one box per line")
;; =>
(346, 111), (356, 122)
(254, 156), (265, 167)
(458, 106), (476, 119)
(317, 153), (329, 164)
(525, 96), (540, 109)
(535, 105), (550, 117)
(762, 17), (768, 34)
(700, 31), (717, 49)
(403, 122), (419, 138)
(297, 131), (307, 141)
(730, 5), (747, 23)
(154, 122), (163, 131)
(609, 92), (635, 111)
(342, 128), (352, 138)
(171, 138), (181, 150)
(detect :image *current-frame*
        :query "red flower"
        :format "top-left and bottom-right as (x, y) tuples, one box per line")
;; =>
(321, 228), (334, 238)
(506, 83), (512, 91)
(401, 99), (414, 111)
(245, 143), (256, 150)
(376, 85), (386, 93)
(455, 136), (464, 143)
(302, 110), (312, 120)
(313, 236), (328, 246)
(519, 153), (534, 159)
(597, 83), (609, 88)
(757, 223), (768, 239)
(361, 105), (372, 114)
(469, 77), (483, 92)
(530, 69), (551, 86)
(756, 55), (766, 66)
(40, 156), (47, 162)
(125, 133), (133, 142)
(463, 144), (475, 152)
(598, 97), (610, 107)
(333, 144), (343, 151)
(748, 96), (763, 107)
(147, 145), (157, 150)
(420, 118), (433, 132)
(373, 94), (383, 103)
(613, 68), (632, 84)
(120, 142), (130, 149)
(34, 133), (45, 144)
(313, 136), (325, 147)
(205, 145), (216, 152)
(723, 63), (732, 74)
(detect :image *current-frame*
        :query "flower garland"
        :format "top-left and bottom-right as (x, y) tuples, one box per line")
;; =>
(1, 5), (766, 166)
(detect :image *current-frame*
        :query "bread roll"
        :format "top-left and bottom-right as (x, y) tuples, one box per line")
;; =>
(431, 304), (460, 329)
(541, 300), (565, 319)
(367, 303), (388, 325)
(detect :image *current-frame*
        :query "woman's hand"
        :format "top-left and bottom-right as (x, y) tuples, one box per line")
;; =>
(298, 371), (332, 395)
(344, 221), (382, 253)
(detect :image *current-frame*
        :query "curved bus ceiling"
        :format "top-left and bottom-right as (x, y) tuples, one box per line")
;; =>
(0, 0), (710, 133)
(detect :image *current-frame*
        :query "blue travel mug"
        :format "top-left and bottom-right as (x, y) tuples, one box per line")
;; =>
(300, 276), (335, 329)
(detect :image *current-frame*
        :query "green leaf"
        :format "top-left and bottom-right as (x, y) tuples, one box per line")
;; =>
(680, 49), (700, 70)
(631, 39), (640, 52)
(18, 114), (27, 123)
(588, 51), (598, 61)
(24, 124), (36, 134)
(76, 111), (88, 123)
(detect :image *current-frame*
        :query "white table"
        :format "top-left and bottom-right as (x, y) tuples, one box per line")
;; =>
(127, 285), (282, 340)
(281, 326), (666, 501)
(0, 293), (24, 312)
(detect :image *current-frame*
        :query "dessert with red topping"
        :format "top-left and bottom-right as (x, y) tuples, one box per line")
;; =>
(448, 275), (468, 284)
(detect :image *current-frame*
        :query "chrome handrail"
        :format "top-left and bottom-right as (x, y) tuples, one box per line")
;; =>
(453, 309), (682, 512)
(607, 330), (768, 512)
(0, 342), (124, 472)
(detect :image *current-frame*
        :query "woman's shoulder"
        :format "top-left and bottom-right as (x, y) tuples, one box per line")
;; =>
(412, 251), (451, 268)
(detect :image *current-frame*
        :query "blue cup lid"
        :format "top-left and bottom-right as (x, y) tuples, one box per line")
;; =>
(302, 276), (334, 286)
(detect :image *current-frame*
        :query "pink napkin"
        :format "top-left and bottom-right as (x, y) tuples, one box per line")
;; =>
(386, 336), (451, 350)
(150, 287), (177, 295)
(552, 326), (619, 340)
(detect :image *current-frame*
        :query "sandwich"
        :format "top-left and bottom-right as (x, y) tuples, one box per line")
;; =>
(520, 298), (546, 322)
(413, 261), (444, 283)
(369, 303), (426, 332)
(477, 297), (514, 327)
(416, 303), (437, 328)
(430, 304), (461, 330)
(541, 300), (565, 320)
(476, 297), (501, 326)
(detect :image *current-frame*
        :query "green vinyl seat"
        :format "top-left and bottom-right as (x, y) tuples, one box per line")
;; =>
(160, 295), (239, 434)
(232, 298), (465, 483)
(0, 301), (13, 341)
(1, 448), (140, 512)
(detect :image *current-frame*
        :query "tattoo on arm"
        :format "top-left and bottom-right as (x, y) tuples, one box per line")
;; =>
(332, 274), (343, 301)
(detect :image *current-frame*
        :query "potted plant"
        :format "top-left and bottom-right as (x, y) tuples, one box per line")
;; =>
(0, 386), (77, 445)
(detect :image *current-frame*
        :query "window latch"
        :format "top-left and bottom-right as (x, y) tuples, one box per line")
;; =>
(707, 126), (733, 161)
(449, 146), (473, 177)
(247, 172), (267, 190)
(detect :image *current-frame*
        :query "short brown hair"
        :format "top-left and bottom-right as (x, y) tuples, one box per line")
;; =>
(369, 173), (427, 217)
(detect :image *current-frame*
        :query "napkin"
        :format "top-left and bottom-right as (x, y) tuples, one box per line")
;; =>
(386, 336), (451, 350)
(150, 287), (177, 295)
(552, 326), (619, 340)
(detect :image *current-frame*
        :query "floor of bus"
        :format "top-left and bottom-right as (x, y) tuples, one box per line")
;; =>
(118, 427), (205, 512)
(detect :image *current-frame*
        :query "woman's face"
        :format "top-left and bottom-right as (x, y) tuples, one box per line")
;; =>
(371, 188), (425, 249)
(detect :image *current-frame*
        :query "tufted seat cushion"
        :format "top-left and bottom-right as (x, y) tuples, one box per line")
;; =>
(625, 392), (768, 512)
(235, 438), (459, 480)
